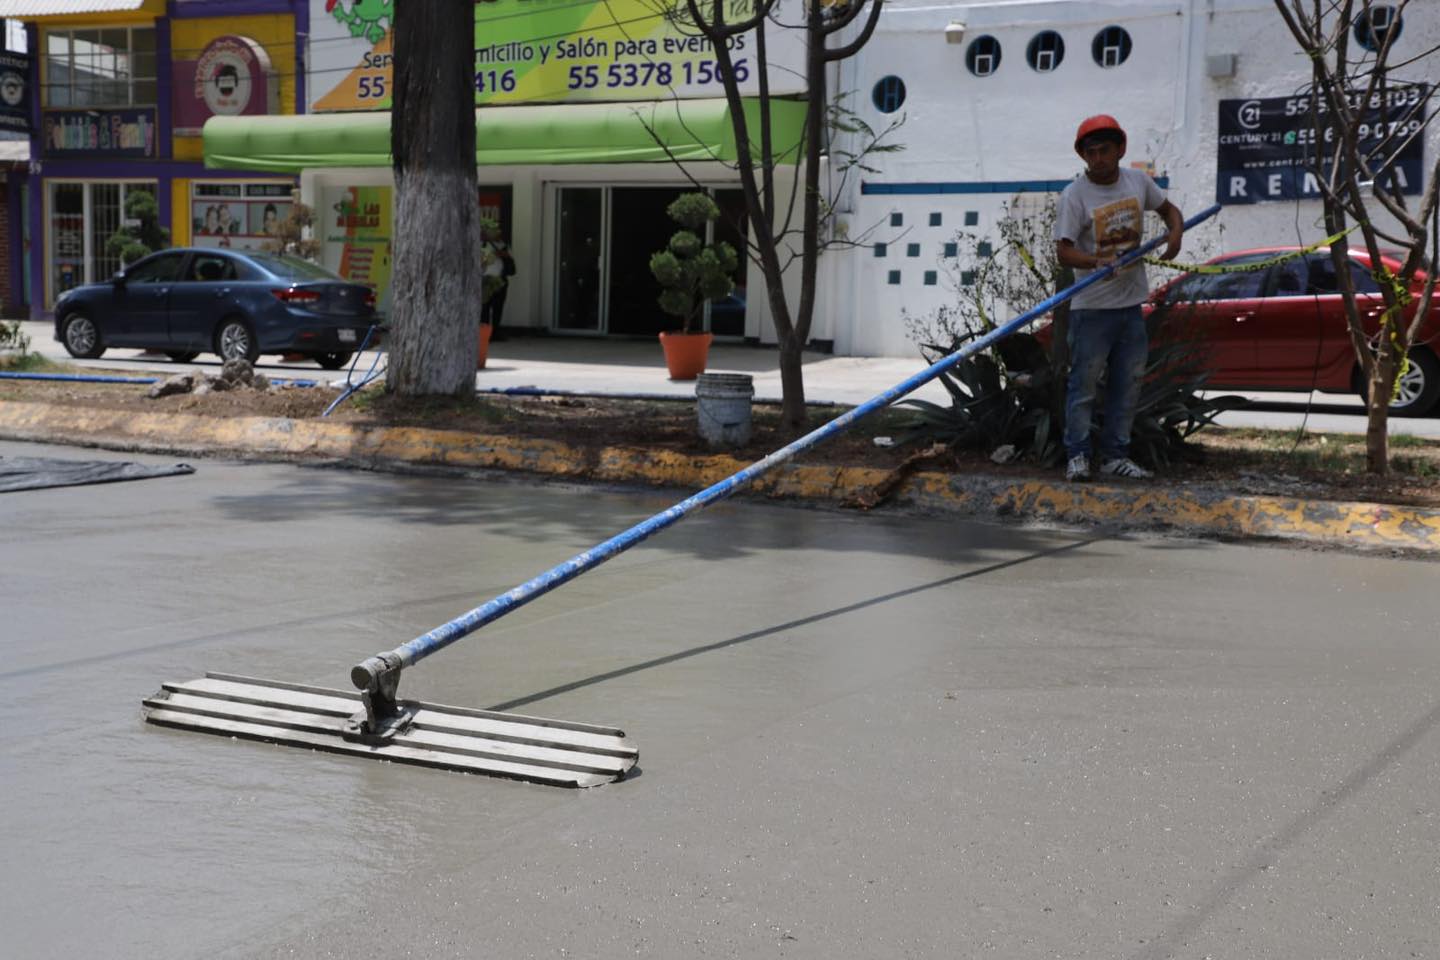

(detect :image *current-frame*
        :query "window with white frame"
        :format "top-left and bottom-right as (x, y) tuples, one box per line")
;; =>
(966, 35), (1002, 77)
(44, 27), (157, 107)
(1026, 31), (1065, 72)
(1091, 26), (1132, 68)
(1355, 5), (1402, 51)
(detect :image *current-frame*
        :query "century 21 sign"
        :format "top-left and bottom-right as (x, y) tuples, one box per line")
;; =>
(1216, 87), (1428, 204)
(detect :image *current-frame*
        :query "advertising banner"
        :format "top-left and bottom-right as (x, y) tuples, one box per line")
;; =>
(308, 0), (806, 112)
(0, 51), (30, 134)
(193, 182), (295, 251)
(322, 185), (394, 315)
(1217, 86), (1428, 205)
(173, 35), (277, 137)
(42, 108), (157, 157)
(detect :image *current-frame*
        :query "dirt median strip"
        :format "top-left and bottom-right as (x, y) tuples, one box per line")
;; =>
(2, 400), (1436, 554)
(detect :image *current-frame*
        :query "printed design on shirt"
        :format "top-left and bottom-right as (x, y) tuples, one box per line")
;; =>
(1091, 196), (1144, 273)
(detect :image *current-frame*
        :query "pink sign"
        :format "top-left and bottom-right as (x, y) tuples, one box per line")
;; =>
(172, 35), (275, 136)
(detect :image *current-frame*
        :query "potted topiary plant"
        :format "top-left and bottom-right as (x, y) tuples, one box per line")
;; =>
(649, 192), (737, 380)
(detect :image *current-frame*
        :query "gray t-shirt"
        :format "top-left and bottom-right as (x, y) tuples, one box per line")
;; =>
(1054, 167), (1166, 310)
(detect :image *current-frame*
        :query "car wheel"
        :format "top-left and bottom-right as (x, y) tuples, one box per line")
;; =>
(1357, 347), (1440, 417)
(315, 352), (353, 370)
(214, 318), (259, 364)
(165, 351), (200, 363)
(61, 312), (105, 359)
(1392, 347), (1440, 417)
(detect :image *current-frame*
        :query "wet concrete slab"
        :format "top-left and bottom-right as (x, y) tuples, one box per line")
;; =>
(2, 439), (1436, 958)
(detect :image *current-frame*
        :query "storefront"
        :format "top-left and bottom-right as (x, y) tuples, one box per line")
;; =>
(199, 0), (809, 340)
(15, 0), (304, 318)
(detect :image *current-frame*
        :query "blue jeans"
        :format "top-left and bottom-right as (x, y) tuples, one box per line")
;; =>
(1064, 305), (1147, 460)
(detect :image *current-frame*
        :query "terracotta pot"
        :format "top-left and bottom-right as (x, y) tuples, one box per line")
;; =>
(658, 331), (713, 380)
(477, 323), (493, 369)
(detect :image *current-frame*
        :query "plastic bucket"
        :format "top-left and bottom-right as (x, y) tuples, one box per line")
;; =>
(695, 372), (755, 448)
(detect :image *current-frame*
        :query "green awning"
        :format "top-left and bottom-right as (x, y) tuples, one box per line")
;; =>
(203, 98), (805, 172)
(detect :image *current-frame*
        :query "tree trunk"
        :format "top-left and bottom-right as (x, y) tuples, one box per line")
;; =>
(1365, 354), (1393, 474)
(777, 332), (807, 431)
(387, 0), (481, 397)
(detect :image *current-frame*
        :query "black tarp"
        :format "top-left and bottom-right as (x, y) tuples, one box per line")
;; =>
(0, 456), (195, 493)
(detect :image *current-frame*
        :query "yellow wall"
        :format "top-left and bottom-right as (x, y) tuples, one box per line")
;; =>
(170, 15), (298, 162)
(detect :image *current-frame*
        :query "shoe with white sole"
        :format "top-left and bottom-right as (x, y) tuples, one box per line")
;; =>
(1065, 454), (1091, 482)
(1099, 457), (1152, 479)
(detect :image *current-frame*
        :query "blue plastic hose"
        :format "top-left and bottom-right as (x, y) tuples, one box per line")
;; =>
(354, 203), (1222, 683)
(0, 371), (322, 387)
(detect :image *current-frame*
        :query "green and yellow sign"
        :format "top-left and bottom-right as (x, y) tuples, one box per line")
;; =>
(308, 0), (806, 112)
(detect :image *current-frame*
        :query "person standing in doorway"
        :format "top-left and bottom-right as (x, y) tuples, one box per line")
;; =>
(1054, 114), (1184, 482)
(480, 222), (515, 340)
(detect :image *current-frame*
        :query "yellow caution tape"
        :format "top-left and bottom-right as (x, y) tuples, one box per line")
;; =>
(1141, 226), (1355, 273)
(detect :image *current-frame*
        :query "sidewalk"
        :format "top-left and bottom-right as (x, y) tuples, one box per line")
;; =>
(17, 321), (951, 408)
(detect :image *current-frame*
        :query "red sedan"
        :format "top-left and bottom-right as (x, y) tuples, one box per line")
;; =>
(1143, 246), (1440, 416)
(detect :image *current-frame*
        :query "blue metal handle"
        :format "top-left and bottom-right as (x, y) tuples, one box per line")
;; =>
(369, 204), (1221, 674)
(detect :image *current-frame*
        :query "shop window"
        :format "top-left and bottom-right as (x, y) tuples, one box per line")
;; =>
(873, 243), (888, 257)
(888, 270), (902, 285)
(48, 180), (156, 302)
(966, 35), (1002, 77)
(1355, 5), (1402, 51)
(192, 182), (296, 252)
(44, 27), (157, 107)
(1092, 26), (1131, 67)
(906, 243), (920, 257)
(1027, 31), (1065, 72)
(872, 76), (906, 114)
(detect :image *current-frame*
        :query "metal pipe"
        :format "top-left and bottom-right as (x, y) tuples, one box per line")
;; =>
(355, 204), (1222, 686)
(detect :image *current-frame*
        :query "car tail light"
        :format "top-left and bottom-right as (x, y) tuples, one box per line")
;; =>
(271, 287), (321, 304)
(363, 288), (376, 308)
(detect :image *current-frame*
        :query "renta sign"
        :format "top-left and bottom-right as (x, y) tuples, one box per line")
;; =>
(1216, 88), (1428, 204)
(307, 0), (806, 112)
(172, 35), (276, 137)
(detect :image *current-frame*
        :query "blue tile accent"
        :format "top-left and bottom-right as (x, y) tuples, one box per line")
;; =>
(924, 271), (938, 285)
(888, 270), (902, 285)
(906, 243), (920, 257)
(977, 241), (993, 257)
(874, 243), (887, 257)
(929, 212), (942, 226)
(961, 270), (976, 286)
(964, 211), (979, 226)
(890, 212), (903, 227)
(943, 242), (958, 257)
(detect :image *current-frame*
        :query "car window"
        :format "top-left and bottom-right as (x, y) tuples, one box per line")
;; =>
(1305, 254), (1381, 295)
(1168, 254), (1271, 301)
(246, 253), (340, 282)
(124, 252), (186, 284)
(1270, 257), (1308, 297)
(186, 254), (239, 283)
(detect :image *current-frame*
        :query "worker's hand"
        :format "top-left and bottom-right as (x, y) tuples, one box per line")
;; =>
(1093, 253), (1118, 269)
(1162, 230), (1183, 262)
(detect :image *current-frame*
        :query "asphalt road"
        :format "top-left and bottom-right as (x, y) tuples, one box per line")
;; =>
(1, 439), (1436, 959)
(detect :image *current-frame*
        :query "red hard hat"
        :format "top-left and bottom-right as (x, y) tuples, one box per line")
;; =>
(1074, 114), (1127, 155)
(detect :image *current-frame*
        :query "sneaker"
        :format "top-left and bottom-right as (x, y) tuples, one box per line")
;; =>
(1099, 457), (1152, 480)
(1065, 454), (1091, 482)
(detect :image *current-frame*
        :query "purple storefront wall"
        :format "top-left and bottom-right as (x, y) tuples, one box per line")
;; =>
(18, 1), (307, 320)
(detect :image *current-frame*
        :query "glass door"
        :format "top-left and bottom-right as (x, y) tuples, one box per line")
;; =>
(606, 186), (686, 336)
(554, 187), (604, 331)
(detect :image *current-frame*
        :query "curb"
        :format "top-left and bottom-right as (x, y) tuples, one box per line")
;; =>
(2, 400), (1436, 554)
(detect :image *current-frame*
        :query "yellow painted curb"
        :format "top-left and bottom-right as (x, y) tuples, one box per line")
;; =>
(2, 400), (1436, 554)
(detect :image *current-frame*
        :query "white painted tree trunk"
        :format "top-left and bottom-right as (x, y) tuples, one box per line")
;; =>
(388, 167), (482, 395)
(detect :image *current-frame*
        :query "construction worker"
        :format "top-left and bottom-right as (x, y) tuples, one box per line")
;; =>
(1055, 114), (1184, 481)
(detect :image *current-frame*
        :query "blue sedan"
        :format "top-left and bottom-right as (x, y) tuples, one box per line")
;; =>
(53, 248), (381, 370)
